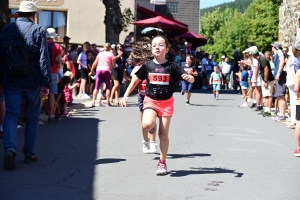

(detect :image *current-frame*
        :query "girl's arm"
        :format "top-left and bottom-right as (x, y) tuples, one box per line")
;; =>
(89, 57), (99, 75)
(68, 83), (79, 90)
(209, 76), (212, 85)
(295, 73), (300, 92)
(65, 60), (71, 71)
(120, 76), (141, 107)
(191, 69), (198, 77)
(77, 54), (87, 69)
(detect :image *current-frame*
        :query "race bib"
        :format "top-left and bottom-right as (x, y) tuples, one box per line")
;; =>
(184, 68), (193, 74)
(148, 73), (170, 85)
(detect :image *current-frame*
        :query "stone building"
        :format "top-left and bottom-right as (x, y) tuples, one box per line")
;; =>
(155, 0), (200, 34)
(279, 0), (300, 46)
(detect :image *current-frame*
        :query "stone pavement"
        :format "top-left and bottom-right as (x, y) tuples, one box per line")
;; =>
(0, 91), (299, 200)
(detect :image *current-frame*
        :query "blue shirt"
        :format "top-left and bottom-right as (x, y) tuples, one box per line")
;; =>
(0, 18), (51, 89)
(241, 70), (248, 87)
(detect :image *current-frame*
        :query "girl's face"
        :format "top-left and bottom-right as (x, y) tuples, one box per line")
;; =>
(214, 66), (218, 72)
(186, 56), (192, 65)
(87, 53), (92, 59)
(264, 53), (270, 60)
(151, 37), (169, 59)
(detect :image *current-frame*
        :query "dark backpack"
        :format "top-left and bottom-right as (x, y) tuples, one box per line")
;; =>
(4, 22), (34, 78)
(48, 42), (54, 66)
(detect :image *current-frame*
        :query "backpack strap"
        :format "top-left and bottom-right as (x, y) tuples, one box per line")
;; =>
(22, 23), (34, 38)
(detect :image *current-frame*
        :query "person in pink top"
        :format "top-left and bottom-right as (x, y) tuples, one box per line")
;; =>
(89, 43), (119, 107)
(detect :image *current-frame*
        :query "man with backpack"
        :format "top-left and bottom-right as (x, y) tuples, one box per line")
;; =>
(0, 1), (51, 170)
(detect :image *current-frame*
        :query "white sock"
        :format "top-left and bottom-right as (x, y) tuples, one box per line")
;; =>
(265, 107), (271, 112)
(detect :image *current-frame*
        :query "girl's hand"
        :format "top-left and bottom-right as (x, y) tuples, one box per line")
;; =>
(181, 74), (191, 81)
(120, 96), (128, 107)
(76, 83), (80, 87)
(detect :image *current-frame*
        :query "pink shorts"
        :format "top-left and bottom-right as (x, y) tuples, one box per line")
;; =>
(143, 96), (174, 117)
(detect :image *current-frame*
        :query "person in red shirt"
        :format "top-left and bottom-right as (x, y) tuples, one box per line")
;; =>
(47, 28), (62, 123)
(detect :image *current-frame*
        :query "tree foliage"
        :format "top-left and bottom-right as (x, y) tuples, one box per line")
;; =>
(200, 0), (279, 61)
(201, 0), (254, 17)
(101, 0), (134, 43)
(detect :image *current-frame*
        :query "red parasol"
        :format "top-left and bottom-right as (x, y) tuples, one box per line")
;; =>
(180, 31), (208, 47)
(133, 16), (188, 35)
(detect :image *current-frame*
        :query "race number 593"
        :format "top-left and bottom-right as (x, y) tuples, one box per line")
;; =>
(149, 73), (170, 85)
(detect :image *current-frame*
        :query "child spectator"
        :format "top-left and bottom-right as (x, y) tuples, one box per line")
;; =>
(53, 76), (72, 121)
(240, 65), (249, 107)
(86, 52), (95, 96)
(63, 72), (79, 116)
(210, 66), (224, 100)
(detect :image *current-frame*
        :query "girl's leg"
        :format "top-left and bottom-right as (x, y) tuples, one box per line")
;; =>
(295, 120), (300, 149)
(141, 109), (157, 153)
(92, 89), (98, 104)
(115, 84), (121, 103)
(111, 79), (119, 104)
(216, 90), (219, 96)
(187, 92), (192, 101)
(158, 116), (171, 161)
(80, 78), (87, 94)
(63, 102), (68, 114)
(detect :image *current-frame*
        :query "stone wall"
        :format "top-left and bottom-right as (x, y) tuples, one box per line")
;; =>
(279, 0), (300, 46)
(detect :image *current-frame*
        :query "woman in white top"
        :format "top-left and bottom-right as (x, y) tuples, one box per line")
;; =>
(250, 53), (263, 110)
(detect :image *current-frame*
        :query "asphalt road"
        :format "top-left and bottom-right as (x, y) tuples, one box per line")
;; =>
(0, 91), (299, 200)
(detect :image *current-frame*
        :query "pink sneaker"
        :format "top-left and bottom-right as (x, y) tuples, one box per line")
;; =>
(156, 162), (167, 175)
(293, 148), (300, 157)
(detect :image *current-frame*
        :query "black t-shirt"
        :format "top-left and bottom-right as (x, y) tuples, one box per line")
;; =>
(183, 65), (196, 77)
(135, 60), (187, 100)
(259, 56), (275, 82)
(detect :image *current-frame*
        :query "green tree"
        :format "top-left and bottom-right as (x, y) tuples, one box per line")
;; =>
(199, 0), (279, 61)
(102, 0), (134, 44)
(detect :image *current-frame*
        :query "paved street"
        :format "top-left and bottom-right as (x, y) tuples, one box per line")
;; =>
(0, 91), (299, 200)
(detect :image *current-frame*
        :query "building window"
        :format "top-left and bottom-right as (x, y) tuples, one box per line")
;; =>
(10, 9), (67, 39)
(39, 10), (67, 39)
(167, 2), (178, 14)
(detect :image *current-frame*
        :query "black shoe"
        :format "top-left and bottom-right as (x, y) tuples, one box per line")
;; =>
(47, 117), (61, 123)
(252, 106), (263, 112)
(4, 151), (16, 170)
(24, 155), (37, 164)
(262, 112), (271, 117)
(186, 100), (190, 105)
(181, 91), (184, 95)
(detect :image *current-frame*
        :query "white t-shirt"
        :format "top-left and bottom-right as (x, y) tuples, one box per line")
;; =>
(251, 58), (262, 83)
(221, 62), (231, 73)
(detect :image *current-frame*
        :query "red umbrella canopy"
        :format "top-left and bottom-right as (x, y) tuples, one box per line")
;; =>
(133, 16), (188, 34)
(180, 31), (208, 47)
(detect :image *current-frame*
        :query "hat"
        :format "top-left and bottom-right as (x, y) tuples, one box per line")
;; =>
(250, 46), (259, 55)
(184, 42), (188, 45)
(111, 44), (116, 49)
(271, 42), (282, 50)
(242, 48), (249, 54)
(234, 49), (239, 53)
(63, 36), (71, 41)
(46, 28), (58, 39)
(221, 55), (225, 59)
(17, 1), (41, 13)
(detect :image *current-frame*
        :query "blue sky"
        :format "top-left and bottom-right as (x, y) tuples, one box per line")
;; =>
(200, 0), (234, 9)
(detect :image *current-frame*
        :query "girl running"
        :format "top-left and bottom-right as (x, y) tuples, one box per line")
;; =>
(181, 55), (198, 105)
(120, 35), (194, 175)
(129, 37), (158, 154)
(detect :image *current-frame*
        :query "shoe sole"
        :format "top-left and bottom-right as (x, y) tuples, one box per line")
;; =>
(4, 153), (16, 170)
(293, 154), (300, 157)
(24, 159), (37, 164)
(156, 171), (168, 176)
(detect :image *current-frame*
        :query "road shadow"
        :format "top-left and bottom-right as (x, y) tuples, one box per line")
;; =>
(95, 158), (126, 165)
(153, 153), (211, 160)
(0, 113), (102, 199)
(190, 104), (233, 107)
(169, 167), (244, 178)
